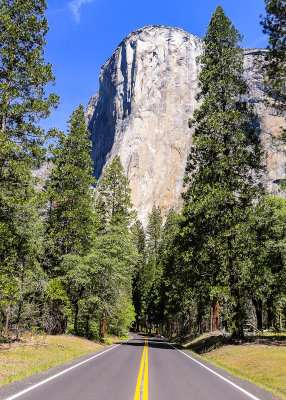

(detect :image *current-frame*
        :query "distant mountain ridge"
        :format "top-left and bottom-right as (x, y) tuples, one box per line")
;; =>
(86, 25), (286, 225)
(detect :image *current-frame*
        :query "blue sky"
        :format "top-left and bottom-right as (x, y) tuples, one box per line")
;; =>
(43, 0), (268, 132)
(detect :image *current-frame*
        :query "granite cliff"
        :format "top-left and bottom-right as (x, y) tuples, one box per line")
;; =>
(86, 25), (286, 225)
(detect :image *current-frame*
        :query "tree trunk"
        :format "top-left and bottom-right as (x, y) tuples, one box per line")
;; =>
(73, 287), (84, 335)
(197, 313), (203, 335)
(197, 300), (204, 334)
(58, 317), (62, 334)
(267, 297), (274, 329)
(100, 306), (107, 338)
(16, 301), (23, 325)
(85, 315), (90, 338)
(1, 111), (7, 133)
(252, 298), (263, 330)
(231, 296), (245, 339)
(228, 232), (245, 340)
(211, 299), (220, 331)
(74, 302), (79, 335)
(4, 304), (10, 338)
(230, 272), (245, 339)
(136, 316), (140, 332)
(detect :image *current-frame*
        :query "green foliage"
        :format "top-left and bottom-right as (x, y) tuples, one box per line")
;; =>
(108, 298), (136, 337)
(0, 0), (59, 160)
(140, 207), (162, 326)
(91, 230), (137, 336)
(261, 0), (286, 189)
(93, 156), (137, 337)
(43, 278), (71, 333)
(46, 104), (96, 264)
(96, 155), (133, 228)
(1, 0), (285, 343)
(43, 105), (96, 334)
(181, 6), (265, 338)
(154, 210), (182, 331)
(131, 219), (146, 330)
(261, 0), (286, 111)
(250, 196), (286, 329)
(0, 0), (59, 336)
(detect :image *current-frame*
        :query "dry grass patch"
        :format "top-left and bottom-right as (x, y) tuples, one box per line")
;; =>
(0, 335), (103, 386)
(183, 334), (286, 400)
(204, 344), (286, 399)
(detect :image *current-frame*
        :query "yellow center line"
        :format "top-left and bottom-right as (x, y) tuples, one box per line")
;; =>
(143, 339), (148, 400)
(134, 338), (149, 400)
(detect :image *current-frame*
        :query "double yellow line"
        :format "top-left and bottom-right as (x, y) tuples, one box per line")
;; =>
(134, 338), (148, 400)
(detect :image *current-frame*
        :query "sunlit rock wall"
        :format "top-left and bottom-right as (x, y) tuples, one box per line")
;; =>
(86, 26), (286, 225)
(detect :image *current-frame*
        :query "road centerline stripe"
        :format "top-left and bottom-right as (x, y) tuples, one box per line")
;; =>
(142, 339), (148, 400)
(165, 340), (261, 400)
(134, 344), (146, 400)
(134, 338), (148, 400)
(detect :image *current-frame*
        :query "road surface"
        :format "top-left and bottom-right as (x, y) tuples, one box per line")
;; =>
(0, 335), (279, 400)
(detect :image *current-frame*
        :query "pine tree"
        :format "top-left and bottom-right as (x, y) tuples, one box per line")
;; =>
(95, 155), (133, 229)
(132, 219), (147, 331)
(181, 6), (265, 338)
(0, 0), (58, 336)
(94, 156), (136, 337)
(46, 104), (95, 263)
(146, 206), (162, 258)
(261, 0), (286, 111)
(156, 210), (181, 335)
(258, 1), (286, 328)
(0, 182), (45, 335)
(87, 228), (137, 337)
(45, 105), (95, 334)
(250, 196), (286, 330)
(0, 0), (59, 141)
(141, 206), (162, 332)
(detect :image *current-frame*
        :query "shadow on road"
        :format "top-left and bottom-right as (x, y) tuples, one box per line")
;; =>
(122, 337), (176, 350)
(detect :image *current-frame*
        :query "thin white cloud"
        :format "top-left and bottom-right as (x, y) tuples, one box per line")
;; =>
(68, 0), (95, 23)
(246, 35), (268, 49)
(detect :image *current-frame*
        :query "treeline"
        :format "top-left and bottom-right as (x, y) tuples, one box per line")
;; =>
(0, 1), (286, 341)
(1, 100), (137, 338)
(133, 3), (286, 339)
(0, 0), (137, 339)
(133, 197), (286, 339)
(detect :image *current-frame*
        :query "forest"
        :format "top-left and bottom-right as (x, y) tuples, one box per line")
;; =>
(0, 0), (285, 342)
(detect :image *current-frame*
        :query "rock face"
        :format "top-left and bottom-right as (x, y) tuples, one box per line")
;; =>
(86, 25), (286, 226)
(243, 49), (286, 194)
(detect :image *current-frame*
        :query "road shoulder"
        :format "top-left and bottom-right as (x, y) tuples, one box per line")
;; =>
(0, 342), (122, 400)
(165, 338), (281, 400)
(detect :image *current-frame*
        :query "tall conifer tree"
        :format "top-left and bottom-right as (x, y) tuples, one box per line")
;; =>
(0, 0), (58, 335)
(95, 155), (133, 229)
(181, 6), (265, 338)
(140, 206), (162, 332)
(44, 104), (96, 334)
(132, 220), (147, 331)
(94, 156), (136, 337)
(46, 104), (95, 267)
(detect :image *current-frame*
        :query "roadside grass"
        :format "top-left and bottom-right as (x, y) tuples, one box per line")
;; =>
(103, 334), (129, 345)
(0, 334), (104, 386)
(183, 332), (286, 400)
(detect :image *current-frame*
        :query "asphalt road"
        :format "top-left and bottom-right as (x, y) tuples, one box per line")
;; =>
(0, 335), (279, 400)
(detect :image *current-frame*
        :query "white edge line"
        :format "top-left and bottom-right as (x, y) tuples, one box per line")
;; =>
(4, 339), (131, 400)
(165, 341), (261, 400)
